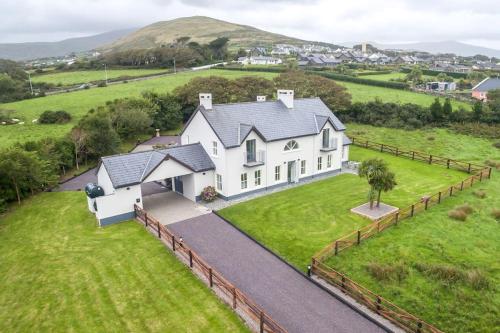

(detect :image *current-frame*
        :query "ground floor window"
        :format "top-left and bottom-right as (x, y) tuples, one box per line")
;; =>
(327, 154), (332, 168)
(300, 160), (306, 175)
(240, 173), (248, 189)
(317, 156), (322, 170)
(216, 174), (222, 191)
(255, 170), (261, 186)
(275, 165), (281, 181)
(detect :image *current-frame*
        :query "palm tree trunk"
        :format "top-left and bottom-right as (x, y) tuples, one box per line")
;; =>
(377, 190), (382, 207)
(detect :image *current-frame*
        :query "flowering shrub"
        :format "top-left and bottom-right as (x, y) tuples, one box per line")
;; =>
(201, 186), (217, 202)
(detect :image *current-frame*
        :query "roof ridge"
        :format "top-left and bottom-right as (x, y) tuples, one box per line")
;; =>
(210, 97), (320, 107)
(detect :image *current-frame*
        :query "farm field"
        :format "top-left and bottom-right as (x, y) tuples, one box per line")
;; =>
(0, 192), (248, 333)
(338, 81), (471, 110)
(326, 124), (500, 333)
(219, 144), (466, 270)
(31, 68), (169, 86)
(0, 69), (277, 149)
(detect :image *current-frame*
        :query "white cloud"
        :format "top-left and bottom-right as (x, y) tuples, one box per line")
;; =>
(0, 0), (499, 49)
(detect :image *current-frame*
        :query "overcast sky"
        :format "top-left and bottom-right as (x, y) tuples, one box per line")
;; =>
(2, 0), (500, 49)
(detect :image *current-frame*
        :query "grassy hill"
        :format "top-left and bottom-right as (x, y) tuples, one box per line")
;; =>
(102, 16), (337, 52)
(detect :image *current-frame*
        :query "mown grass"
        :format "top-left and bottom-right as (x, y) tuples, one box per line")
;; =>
(31, 69), (169, 86)
(0, 192), (249, 333)
(0, 69), (277, 148)
(325, 125), (500, 333)
(219, 145), (465, 270)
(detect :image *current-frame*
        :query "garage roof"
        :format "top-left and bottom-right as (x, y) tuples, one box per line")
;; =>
(100, 143), (215, 189)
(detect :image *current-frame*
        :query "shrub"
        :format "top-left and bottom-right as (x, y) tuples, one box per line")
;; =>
(472, 189), (487, 198)
(491, 208), (500, 220)
(466, 269), (490, 290)
(97, 81), (107, 87)
(38, 110), (72, 124)
(200, 186), (217, 202)
(456, 203), (473, 215)
(365, 262), (408, 282)
(493, 142), (500, 149)
(448, 209), (468, 221)
(415, 263), (464, 284)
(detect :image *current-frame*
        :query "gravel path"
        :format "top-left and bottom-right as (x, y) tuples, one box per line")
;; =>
(169, 213), (390, 333)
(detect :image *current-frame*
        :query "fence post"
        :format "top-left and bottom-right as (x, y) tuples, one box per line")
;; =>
(424, 198), (429, 210)
(395, 212), (399, 225)
(209, 268), (213, 287)
(260, 311), (264, 333)
(447, 159), (450, 169)
(232, 287), (237, 308)
(157, 221), (161, 238)
(377, 221), (380, 232)
(357, 230), (361, 245)
(412, 151), (415, 160)
(411, 204), (415, 217)
(488, 167), (492, 179)
(467, 163), (471, 173)
(189, 250), (193, 268)
(460, 180), (464, 191)
(428, 155), (432, 164)
(438, 191), (442, 204)
(480, 172), (483, 182)
(144, 212), (148, 227)
(172, 235), (175, 251)
(341, 276), (346, 290)
(376, 297), (382, 313)
(395, 147), (399, 156)
(449, 186), (453, 196)
(334, 241), (339, 255)
(471, 176), (474, 186)
(380, 144), (384, 152)
(417, 322), (423, 333)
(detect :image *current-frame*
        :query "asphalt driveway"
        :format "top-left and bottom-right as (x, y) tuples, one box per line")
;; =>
(169, 213), (390, 333)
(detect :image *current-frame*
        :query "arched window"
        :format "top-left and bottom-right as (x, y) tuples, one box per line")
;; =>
(284, 140), (299, 151)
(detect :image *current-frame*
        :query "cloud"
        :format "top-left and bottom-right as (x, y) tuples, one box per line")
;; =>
(0, 0), (499, 49)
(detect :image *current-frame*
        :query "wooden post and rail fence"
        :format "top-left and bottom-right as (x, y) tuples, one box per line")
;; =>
(133, 204), (287, 333)
(310, 138), (493, 333)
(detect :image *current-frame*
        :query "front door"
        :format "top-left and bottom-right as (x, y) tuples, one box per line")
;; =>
(174, 176), (183, 194)
(287, 161), (296, 183)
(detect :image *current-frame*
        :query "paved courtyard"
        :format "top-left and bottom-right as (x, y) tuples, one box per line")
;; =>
(143, 191), (211, 225)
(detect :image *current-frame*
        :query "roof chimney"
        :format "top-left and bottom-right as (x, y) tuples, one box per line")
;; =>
(256, 95), (266, 102)
(277, 89), (294, 108)
(199, 93), (212, 110)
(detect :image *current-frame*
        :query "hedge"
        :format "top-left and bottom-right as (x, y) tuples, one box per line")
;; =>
(307, 71), (409, 90)
(356, 70), (393, 76)
(401, 67), (468, 79)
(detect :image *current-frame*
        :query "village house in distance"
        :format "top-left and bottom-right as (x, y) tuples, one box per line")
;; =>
(87, 90), (351, 226)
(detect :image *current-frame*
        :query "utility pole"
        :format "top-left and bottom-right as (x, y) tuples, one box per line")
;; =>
(103, 63), (108, 84)
(173, 57), (176, 74)
(27, 72), (34, 95)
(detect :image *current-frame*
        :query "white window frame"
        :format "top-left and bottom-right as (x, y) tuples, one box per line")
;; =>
(327, 154), (332, 168)
(240, 173), (248, 189)
(216, 174), (222, 191)
(275, 165), (281, 181)
(284, 140), (299, 151)
(255, 170), (261, 186)
(300, 160), (306, 175)
(212, 141), (218, 156)
(317, 156), (322, 170)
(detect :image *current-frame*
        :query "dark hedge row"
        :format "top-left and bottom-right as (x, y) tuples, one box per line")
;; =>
(400, 67), (468, 79)
(309, 71), (409, 90)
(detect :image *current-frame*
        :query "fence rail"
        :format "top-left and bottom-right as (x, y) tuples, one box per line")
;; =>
(134, 205), (287, 333)
(312, 138), (493, 332)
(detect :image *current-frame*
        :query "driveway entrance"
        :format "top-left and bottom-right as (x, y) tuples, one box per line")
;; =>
(143, 191), (211, 225)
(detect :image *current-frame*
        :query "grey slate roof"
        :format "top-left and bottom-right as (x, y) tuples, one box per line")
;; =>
(100, 143), (214, 189)
(198, 98), (346, 148)
(472, 77), (500, 92)
(342, 134), (352, 146)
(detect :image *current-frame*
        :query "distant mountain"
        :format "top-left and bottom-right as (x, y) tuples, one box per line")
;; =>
(0, 29), (137, 61)
(101, 16), (341, 52)
(368, 41), (500, 58)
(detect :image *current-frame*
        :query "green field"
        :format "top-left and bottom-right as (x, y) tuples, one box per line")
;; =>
(31, 69), (169, 86)
(0, 69), (276, 148)
(219, 145), (465, 269)
(0, 192), (248, 332)
(326, 125), (500, 333)
(338, 81), (471, 110)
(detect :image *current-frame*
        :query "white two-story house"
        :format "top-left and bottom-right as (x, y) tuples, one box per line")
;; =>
(86, 90), (351, 226)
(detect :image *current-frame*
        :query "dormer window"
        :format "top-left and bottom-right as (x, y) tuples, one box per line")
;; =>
(284, 140), (299, 151)
(212, 141), (218, 156)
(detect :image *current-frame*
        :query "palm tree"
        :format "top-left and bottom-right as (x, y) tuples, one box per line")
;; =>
(358, 158), (397, 209)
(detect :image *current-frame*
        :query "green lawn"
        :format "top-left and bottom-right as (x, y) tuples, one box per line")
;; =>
(327, 125), (500, 333)
(0, 69), (277, 149)
(0, 192), (249, 332)
(31, 69), (169, 86)
(219, 145), (465, 270)
(338, 81), (471, 110)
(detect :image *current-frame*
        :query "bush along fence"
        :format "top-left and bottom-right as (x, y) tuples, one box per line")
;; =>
(134, 205), (287, 333)
(311, 138), (492, 333)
